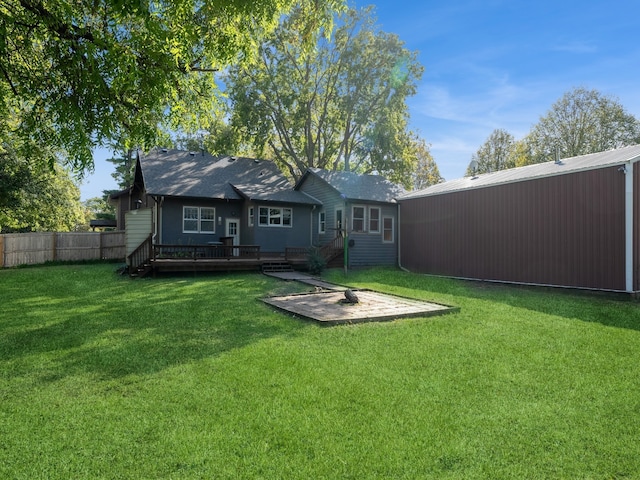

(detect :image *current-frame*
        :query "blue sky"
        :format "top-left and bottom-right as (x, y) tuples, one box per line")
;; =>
(79, 0), (640, 199)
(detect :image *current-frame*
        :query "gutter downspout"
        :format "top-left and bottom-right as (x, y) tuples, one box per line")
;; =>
(397, 202), (406, 271)
(625, 161), (633, 293)
(153, 196), (164, 245)
(310, 205), (315, 247)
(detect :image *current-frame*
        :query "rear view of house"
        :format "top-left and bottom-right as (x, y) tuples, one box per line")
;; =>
(399, 145), (640, 293)
(114, 148), (321, 273)
(134, 149), (319, 251)
(113, 148), (407, 274)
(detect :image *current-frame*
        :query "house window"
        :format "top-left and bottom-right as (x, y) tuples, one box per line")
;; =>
(336, 208), (343, 232)
(248, 207), (254, 227)
(183, 206), (216, 233)
(383, 216), (394, 243)
(258, 206), (293, 227)
(200, 208), (215, 232)
(352, 206), (365, 232)
(369, 207), (380, 233)
(319, 211), (326, 234)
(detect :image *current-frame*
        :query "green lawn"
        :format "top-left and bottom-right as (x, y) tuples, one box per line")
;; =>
(1, 264), (639, 479)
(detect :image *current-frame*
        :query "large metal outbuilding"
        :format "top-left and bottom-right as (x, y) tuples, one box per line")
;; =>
(398, 145), (640, 293)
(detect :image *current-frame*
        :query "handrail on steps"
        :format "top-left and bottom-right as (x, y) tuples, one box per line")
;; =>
(319, 235), (344, 261)
(127, 234), (153, 272)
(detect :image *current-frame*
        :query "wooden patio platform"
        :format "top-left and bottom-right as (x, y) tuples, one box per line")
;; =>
(263, 288), (459, 325)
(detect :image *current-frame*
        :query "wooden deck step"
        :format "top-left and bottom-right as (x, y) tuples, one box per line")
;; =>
(130, 263), (153, 278)
(261, 261), (294, 273)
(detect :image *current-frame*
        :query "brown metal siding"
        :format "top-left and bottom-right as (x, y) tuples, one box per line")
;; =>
(400, 167), (626, 290)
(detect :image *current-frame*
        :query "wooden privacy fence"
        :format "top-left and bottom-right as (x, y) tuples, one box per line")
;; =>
(0, 231), (126, 268)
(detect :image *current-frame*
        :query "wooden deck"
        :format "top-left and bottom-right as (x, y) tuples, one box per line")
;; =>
(151, 254), (308, 273)
(128, 238), (343, 276)
(142, 243), (310, 274)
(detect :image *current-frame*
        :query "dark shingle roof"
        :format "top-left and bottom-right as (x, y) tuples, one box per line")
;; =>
(297, 168), (405, 203)
(138, 148), (319, 205)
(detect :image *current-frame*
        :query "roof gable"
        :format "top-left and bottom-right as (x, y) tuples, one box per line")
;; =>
(401, 144), (640, 200)
(296, 168), (405, 203)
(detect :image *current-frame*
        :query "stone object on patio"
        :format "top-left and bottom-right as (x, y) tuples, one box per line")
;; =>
(343, 289), (360, 304)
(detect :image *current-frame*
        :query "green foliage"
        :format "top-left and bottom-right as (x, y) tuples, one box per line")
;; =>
(223, 5), (424, 183)
(306, 247), (326, 275)
(410, 134), (443, 189)
(0, 0), (344, 173)
(106, 148), (137, 190)
(526, 87), (640, 163)
(0, 148), (85, 233)
(2, 264), (640, 478)
(83, 196), (116, 221)
(466, 128), (516, 176)
(470, 88), (640, 173)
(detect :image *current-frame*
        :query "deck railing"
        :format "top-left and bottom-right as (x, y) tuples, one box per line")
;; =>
(285, 247), (310, 261)
(127, 234), (152, 270)
(319, 235), (344, 261)
(153, 243), (261, 260)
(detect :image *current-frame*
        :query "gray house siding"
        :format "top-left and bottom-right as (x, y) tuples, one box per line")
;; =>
(345, 202), (398, 266)
(159, 197), (243, 245)
(297, 173), (399, 267)
(298, 177), (343, 244)
(247, 202), (314, 252)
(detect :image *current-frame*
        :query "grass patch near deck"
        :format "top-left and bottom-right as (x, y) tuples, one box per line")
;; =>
(1, 264), (640, 478)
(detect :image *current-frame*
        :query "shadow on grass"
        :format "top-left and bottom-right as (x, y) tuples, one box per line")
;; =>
(0, 267), (312, 382)
(325, 267), (640, 332)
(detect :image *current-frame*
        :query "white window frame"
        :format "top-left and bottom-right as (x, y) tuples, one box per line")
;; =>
(335, 208), (343, 232)
(183, 206), (216, 234)
(352, 205), (366, 232)
(248, 206), (254, 227)
(258, 206), (293, 227)
(368, 207), (381, 234)
(319, 210), (326, 234)
(382, 216), (394, 243)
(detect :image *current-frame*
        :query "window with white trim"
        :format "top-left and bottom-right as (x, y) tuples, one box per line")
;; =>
(336, 208), (343, 231)
(183, 206), (216, 233)
(248, 206), (254, 227)
(369, 207), (380, 233)
(352, 205), (365, 232)
(383, 216), (394, 243)
(319, 211), (326, 234)
(258, 206), (293, 227)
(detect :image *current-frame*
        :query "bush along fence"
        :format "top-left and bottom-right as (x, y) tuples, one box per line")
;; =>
(0, 231), (126, 268)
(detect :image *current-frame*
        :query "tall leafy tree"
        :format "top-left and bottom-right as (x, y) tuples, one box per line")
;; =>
(469, 88), (640, 173)
(222, 5), (424, 183)
(526, 87), (640, 163)
(411, 135), (442, 190)
(84, 195), (115, 223)
(0, 156), (85, 233)
(0, 0), (342, 173)
(467, 129), (515, 175)
(509, 136), (536, 168)
(106, 150), (136, 192)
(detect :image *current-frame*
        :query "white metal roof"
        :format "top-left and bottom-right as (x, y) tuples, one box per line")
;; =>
(400, 144), (640, 200)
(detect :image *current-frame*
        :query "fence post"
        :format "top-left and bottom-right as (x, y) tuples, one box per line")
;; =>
(0, 235), (4, 268)
(99, 232), (103, 260)
(52, 233), (57, 262)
